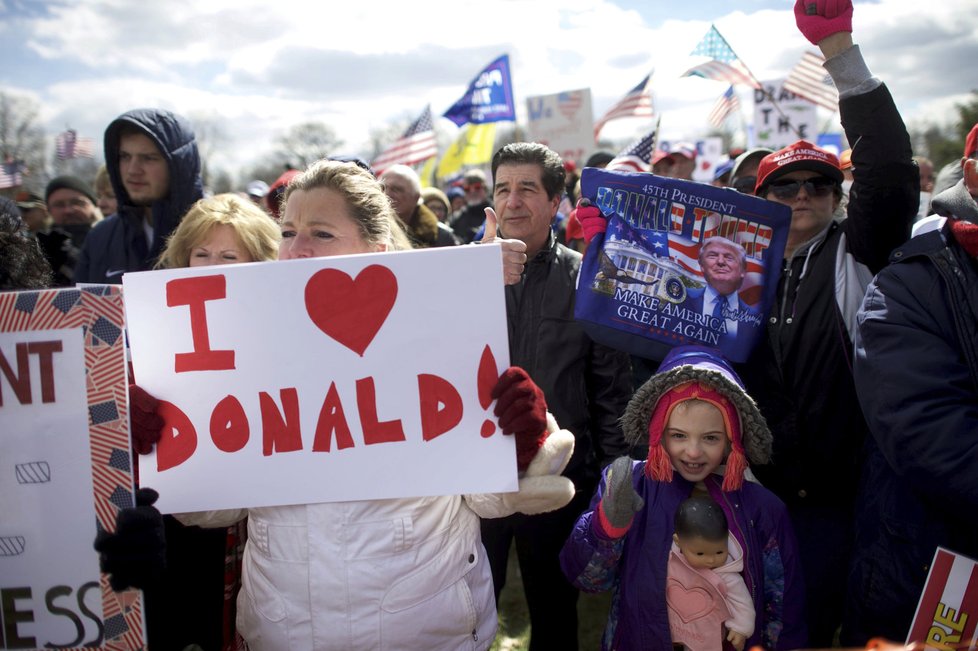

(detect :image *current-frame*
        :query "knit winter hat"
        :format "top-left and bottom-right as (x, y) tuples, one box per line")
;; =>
(45, 175), (97, 206)
(620, 345), (772, 491)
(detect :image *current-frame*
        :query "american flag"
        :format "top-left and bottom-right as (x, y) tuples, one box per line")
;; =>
(557, 90), (584, 121)
(593, 73), (654, 140)
(682, 25), (760, 89)
(0, 159), (25, 189)
(784, 51), (839, 112)
(371, 105), (438, 175)
(708, 85), (741, 128)
(607, 128), (658, 172)
(56, 129), (96, 160)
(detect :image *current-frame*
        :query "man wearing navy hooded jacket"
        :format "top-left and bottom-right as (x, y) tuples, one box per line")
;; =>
(846, 124), (978, 643)
(75, 108), (203, 283)
(75, 110), (225, 649)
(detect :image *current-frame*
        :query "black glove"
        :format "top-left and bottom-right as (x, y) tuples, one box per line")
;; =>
(94, 487), (166, 591)
(598, 457), (645, 533)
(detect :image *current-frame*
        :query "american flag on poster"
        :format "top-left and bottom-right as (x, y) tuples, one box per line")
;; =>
(56, 129), (96, 160)
(593, 73), (654, 139)
(608, 128), (658, 172)
(0, 159), (25, 189)
(708, 85), (741, 128)
(907, 547), (978, 650)
(371, 105), (438, 176)
(557, 90), (584, 121)
(784, 51), (839, 112)
(682, 25), (761, 90)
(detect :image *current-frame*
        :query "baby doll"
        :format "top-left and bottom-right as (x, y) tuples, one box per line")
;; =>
(668, 495), (754, 651)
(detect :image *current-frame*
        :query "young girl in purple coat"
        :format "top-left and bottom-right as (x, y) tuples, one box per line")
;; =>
(560, 346), (808, 650)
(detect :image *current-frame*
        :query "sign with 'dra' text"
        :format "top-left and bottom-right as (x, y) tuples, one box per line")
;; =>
(123, 245), (515, 514)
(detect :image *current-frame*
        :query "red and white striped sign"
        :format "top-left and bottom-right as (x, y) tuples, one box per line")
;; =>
(908, 547), (978, 650)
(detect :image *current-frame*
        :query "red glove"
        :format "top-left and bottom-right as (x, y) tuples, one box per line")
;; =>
(794, 0), (853, 45)
(492, 367), (548, 472)
(577, 198), (607, 244)
(129, 383), (164, 455)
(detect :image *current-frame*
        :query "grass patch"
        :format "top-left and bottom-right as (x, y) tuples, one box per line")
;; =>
(490, 543), (612, 650)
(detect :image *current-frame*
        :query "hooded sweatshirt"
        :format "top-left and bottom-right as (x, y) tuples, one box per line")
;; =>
(75, 109), (202, 283)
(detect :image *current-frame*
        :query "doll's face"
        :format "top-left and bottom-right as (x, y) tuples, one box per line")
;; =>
(661, 400), (729, 483)
(675, 534), (729, 570)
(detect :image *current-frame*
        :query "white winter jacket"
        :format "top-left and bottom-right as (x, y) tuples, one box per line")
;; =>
(178, 423), (575, 650)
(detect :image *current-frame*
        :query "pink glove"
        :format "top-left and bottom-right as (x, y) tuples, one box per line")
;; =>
(577, 198), (607, 244)
(794, 0), (853, 45)
(492, 367), (548, 472)
(129, 383), (164, 455)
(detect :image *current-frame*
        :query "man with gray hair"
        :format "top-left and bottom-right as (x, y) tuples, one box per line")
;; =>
(379, 164), (458, 248)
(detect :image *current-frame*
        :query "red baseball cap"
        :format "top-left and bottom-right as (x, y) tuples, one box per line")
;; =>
(754, 140), (843, 195)
(965, 123), (978, 158)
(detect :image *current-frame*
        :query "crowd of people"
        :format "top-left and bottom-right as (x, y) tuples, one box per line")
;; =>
(2, 1), (976, 649)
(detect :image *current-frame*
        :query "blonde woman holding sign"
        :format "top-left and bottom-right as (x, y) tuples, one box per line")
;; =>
(116, 193), (281, 650)
(99, 160), (575, 651)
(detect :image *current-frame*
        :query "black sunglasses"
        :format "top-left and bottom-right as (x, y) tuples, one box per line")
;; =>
(768, 177), (837, 200)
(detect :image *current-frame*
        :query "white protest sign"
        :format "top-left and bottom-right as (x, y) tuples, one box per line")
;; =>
(525, 88), (595, 166)
(123, 245), (515, 514)
(907, 547), (978, 649)
(753, 78), (817, 151)
(0, 287), (143, 649)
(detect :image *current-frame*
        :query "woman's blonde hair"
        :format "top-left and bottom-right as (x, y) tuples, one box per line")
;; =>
(283, 160), (412, 252)
(156, 193), (281, 269)
(94, 164), (111, 195)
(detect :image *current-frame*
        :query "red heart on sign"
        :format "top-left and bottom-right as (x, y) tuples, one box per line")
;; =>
(304, 264), (398, 357)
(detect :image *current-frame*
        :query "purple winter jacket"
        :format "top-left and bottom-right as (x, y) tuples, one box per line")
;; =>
(560, 463), (808, 651)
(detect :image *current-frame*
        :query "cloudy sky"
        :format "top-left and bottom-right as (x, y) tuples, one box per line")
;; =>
(1, 0), (975, 182)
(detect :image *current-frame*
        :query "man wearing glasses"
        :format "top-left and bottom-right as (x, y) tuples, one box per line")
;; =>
(736, 0), (919, 644)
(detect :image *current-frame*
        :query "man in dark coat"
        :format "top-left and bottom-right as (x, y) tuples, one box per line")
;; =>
(846, 123), (978, 643)
(75, 108), (203, 283)
(480, 142), (633, 650)
(379, 164), (458, 248)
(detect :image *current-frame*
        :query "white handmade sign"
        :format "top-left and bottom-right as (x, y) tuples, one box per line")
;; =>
(753, 78), (817, 151)
(525, 88), (595, 167)
(123, 245), (515, 514)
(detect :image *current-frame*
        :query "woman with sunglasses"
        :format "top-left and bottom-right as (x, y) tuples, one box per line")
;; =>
(735, 1), (920, 645)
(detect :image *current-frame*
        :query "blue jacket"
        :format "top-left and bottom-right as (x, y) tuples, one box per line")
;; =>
(560, 466), (807, 651)
(848, 202), (978, 641)
(75, 109), (202, 284)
